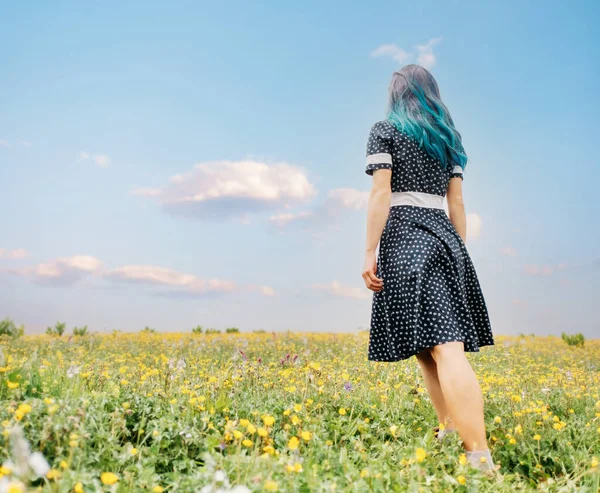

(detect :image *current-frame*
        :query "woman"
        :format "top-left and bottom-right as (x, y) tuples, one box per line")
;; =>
(362, 64), (497, 473)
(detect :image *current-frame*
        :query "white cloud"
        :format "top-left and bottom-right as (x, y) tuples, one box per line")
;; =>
(0, 140), (10, 148)
(79, 151), (111, 168)
(466, 213), (482, 240)
(93, 154), (111, 167)
(0, 248), (29, 259)
(523, 264), (558, 276)
(416, 37), (443, 69)
(269, 211), (313, 227)
(247, 284), (276, 297)
(14, 255), (102, 285)
(313, 281), (370, 300)
(105, 264), (236, 295)
(370, 44), (411, 63)
(500, 246), (518, 256)
(327, 188), (369, 210)
(268, 187), (368, 230)
(133, 160), (317, 220)
(16, 139), (32, 148)
(371, 37), (443, 69)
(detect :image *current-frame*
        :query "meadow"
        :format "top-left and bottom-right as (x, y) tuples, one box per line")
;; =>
(0, 331), (598, 492)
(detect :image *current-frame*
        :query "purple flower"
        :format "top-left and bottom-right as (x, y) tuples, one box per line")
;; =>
(343, 382), (353, 392)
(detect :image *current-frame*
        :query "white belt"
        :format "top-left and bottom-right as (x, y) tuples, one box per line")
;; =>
(390, 191), (445, 209)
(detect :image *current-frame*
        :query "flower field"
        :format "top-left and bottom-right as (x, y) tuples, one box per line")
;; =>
(0, 332), (599, 492)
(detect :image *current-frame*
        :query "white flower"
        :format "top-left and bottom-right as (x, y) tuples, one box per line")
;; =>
(28, 452), (50, 477)
(214, 470), (227, 483)
(67, 365), (80, 378)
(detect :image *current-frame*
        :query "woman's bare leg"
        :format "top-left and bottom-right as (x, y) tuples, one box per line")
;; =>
(427, 341), (488, 451)
(415, 349), (455, 430)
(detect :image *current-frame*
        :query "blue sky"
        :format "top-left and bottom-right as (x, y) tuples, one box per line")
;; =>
(1, 1), (598, 337)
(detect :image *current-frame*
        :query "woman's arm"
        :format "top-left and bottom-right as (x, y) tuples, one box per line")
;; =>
(362, 169), (392, 292)
(447, 177), (467, 242)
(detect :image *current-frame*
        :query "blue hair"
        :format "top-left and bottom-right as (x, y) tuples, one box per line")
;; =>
(386, 64), (467, 171)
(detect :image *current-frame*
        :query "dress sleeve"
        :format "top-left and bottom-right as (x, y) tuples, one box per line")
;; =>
(449, 164), (464, 180)
(365, 122), (393, 175)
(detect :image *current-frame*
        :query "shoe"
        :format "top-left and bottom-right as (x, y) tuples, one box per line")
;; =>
(433, 426), (457, 441)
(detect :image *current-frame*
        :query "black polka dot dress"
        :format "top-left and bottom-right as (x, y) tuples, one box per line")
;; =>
(365, 120), (495, 362)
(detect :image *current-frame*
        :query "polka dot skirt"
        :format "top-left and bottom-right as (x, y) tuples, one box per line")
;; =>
(365, 121), (495, 362)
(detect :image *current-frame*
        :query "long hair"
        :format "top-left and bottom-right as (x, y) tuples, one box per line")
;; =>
(387, 64), (467, 171)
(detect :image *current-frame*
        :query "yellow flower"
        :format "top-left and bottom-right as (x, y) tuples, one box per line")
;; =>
(6, 381), (19, 389)
(480, 456), (487, 463)
(263, 415), (275, 426)
(360, 468), (369, 478)
(233, 430), (243, 439)
(153, 487), (164, 493)
(100, 472), (119, 485)
(509, 438), (517, 445)
(46, 469), (61, 480)
(301, 431), (312, 441)
(264, 480), (278, 492)
(457, 475), (466, 485)
(7, 483), (25, 493)
(338, 408), (346, 415)
(415, 448), (427, 463)
(257, 427), (268, 437)
(591, 457), (598, 468)
(246, 423), (256, 434)
(514, 424), (523, 435)
(130, 447), (138, 456)
(242, 439), (253, 447)
(293, 403), (302, 412)
(533, 434), (541, 441)
(511, 395), (522, 403)
(74, 482), (84, 493)
(60, 460), (68, 469)
(389, 425), (398, 436)
(288, 436), (299, 450)
(308, 362), (321, 371)
(459, 454), (467, 465)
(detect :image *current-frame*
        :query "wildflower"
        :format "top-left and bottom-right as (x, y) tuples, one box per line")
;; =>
(100, 472), (119, 485)
(338, 408), (346, 416)
(360, 469), (369, 478)
(301, 431), (312, 441)
(233, 430), (243, 439)
(257, 427), (268, 437)
(459, 454), (467, 465)
(457, 475), (466, 485)
(6, 482), (25, 493)
(66, 366), (80, 378)
(494, 416), (502, 423)
(242, 439), (253, 447)
(415, 448), (427, 463)
(262, 415), (275, 426)
(389, 425), (398, 436)
(343, 382), (353, 392)
(74, 483), (84, 493)
(6, 381), (19, 389)
(264, 480), (278, 491)
(591, 457), (598, 468)
(533, 434), (541, 441)
(130, 448), (138, 456)
(288, 436), (299, 450)
(46, 469), (61, 479)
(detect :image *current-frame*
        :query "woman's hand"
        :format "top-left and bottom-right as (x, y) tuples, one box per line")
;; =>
(362, 251), (383, 292)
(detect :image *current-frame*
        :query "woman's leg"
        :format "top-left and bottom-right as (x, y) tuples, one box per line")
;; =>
(427, 341), (488, 451)
(414, 349), (455, 431)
